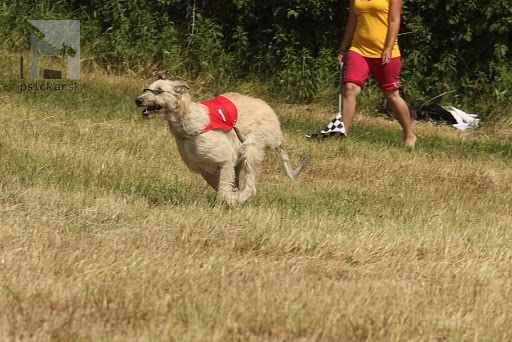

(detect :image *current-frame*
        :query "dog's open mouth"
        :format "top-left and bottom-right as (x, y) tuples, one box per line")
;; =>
(141, 106), (162, 118)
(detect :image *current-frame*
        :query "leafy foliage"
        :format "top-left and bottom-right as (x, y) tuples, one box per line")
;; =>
(400, 0), (512, 115)
(1, 0), (511, 116)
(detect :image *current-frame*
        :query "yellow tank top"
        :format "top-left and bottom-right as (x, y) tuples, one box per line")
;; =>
(350, 0), (401, 58)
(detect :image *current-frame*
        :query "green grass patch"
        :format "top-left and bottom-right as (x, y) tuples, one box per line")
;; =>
(1, 64), (512, 341)
(284, 115), (512, 159)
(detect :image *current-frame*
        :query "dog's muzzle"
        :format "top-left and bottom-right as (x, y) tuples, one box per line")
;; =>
(141, 106), (162, 117)
(135, 98), (144, 106)
(135, 97), (162, 118)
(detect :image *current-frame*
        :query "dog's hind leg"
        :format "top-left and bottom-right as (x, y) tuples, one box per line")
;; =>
(236, 140), (265, 204)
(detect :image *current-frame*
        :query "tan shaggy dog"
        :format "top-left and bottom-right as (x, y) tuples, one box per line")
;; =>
(135, 71), (310, 205)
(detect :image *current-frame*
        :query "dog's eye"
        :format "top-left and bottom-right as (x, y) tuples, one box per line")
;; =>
(143, 88), (164, 95)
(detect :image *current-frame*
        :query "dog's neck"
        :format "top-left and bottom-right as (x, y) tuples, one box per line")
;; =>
(163, 95), (207, 140)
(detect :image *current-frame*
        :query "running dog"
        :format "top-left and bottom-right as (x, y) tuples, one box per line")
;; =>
(135, 71), (309, 205)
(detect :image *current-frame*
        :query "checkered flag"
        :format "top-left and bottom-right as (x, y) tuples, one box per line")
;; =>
(306, 63), (346, 139)
(305, 112), (345, 138)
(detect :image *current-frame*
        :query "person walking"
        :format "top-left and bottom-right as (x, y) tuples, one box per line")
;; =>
(337, 0), (416, 148)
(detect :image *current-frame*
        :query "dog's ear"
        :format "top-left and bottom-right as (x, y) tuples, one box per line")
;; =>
(173, 83), (189, 94)
(157, 70), (168, 80)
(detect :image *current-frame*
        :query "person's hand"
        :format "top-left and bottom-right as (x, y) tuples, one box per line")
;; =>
(381, 48), (392, 64)
(336, 51), (346, 65)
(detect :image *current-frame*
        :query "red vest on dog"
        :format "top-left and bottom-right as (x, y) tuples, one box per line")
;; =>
(201, 96), (238, 133)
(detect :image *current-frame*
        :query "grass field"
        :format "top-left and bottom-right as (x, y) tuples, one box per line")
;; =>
(1, 52), (512, 341)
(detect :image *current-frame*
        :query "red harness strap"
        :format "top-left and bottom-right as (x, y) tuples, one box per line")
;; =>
(200, 96), (238, 133)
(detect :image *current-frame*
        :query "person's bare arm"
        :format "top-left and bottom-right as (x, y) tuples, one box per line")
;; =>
(337, 0), (357, 64)
(382, 0), (402, 64)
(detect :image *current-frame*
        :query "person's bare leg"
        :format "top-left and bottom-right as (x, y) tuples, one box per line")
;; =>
(383, 89), (417, 148)
(342, 82), (361, 135)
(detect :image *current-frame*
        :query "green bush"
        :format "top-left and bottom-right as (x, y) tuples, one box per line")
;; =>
(1, 0), (511, 117)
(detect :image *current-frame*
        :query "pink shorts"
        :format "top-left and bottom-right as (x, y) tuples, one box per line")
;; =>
(343, 51), (402, 91)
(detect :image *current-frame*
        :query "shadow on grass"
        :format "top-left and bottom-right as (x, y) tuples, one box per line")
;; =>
(248, 186), (366, 219)
(282, 116), (512, 160)
(0, 142), (388, 215)
(0, 143), (216, 207)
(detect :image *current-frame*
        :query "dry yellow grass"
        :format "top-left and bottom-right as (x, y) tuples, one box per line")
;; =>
(1, 53), (512, 341)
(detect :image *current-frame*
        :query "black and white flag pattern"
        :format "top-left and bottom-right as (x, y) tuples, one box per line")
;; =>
(306, 112), (345, 138)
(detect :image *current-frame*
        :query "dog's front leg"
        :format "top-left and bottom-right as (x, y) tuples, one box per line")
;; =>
(217, 161), (239, 205)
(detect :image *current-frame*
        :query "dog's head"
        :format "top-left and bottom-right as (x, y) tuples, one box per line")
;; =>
(135, 70), (190, 119)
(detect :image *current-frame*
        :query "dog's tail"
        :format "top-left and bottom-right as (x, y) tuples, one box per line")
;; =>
(277, 145), (311, 181)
